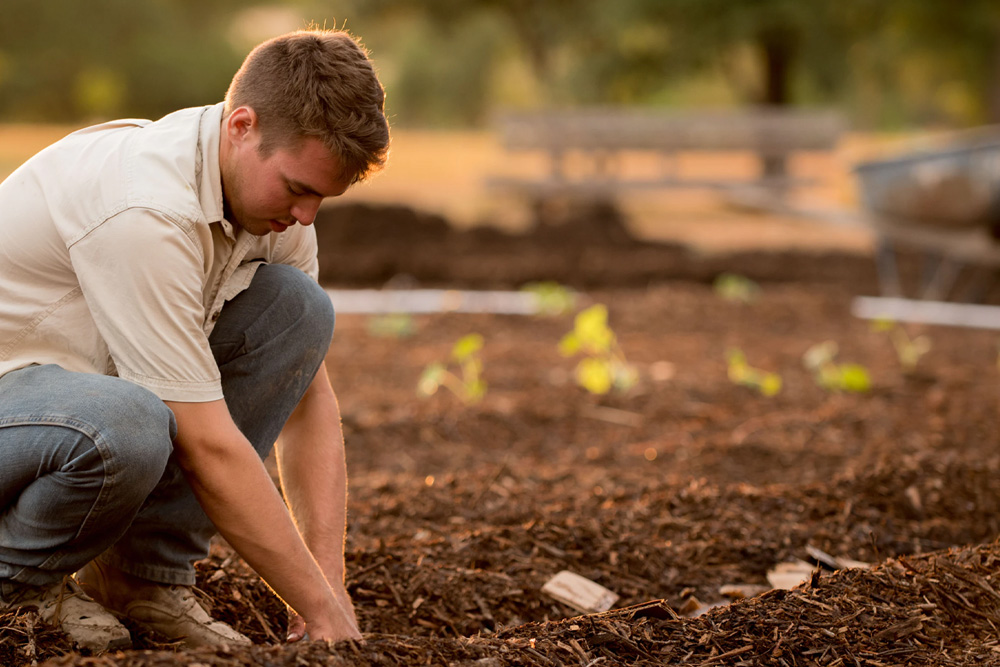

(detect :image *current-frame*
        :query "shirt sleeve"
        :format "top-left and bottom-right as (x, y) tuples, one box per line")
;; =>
(69, 208), (223, 402)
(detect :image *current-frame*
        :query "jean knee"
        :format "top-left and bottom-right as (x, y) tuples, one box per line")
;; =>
(97, 383), (174, 489)
(264, 264), (335, 348)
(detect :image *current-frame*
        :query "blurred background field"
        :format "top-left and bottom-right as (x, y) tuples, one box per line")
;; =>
(0, 122), (938, 255)
(2, 0), (999, 253)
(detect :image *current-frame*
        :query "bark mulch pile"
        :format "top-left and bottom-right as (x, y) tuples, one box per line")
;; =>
(18, 542), (1000, 665)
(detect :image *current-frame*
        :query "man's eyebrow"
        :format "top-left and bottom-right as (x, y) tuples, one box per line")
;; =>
(286, 177), (324, 198)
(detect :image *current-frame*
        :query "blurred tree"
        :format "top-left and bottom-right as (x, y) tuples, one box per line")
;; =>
(0, 0), (250, 121)
(628, 0), (881, 108)
(348, 7), (503, 126)
(358, 0), (606, 110)
(880, 0), (1000, 124)
(352, 0), (868, 126)
(2, 0), (998, 129)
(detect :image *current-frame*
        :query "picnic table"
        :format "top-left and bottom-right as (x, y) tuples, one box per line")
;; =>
(486, 107), (846, 206)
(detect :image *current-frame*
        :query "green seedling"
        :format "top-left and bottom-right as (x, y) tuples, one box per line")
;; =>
(559, 304), (638, 395)
(713, 273), (760, 303)
(521, 281), (577, 316)
(417, 333), (486, 404)
(726, 348), (782, 396)
(871, 318), (930, 374)
(802, 341), (871, 393)
(367, 312), (416, 338)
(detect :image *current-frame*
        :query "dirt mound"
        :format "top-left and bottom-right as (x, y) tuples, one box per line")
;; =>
(314, 202), (883, 292)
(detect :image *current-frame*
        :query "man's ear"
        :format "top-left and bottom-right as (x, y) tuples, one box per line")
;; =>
(225, 106), (259, 146)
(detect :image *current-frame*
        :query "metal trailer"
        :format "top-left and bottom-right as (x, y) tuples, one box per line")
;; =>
(853, 130), (1000, 304)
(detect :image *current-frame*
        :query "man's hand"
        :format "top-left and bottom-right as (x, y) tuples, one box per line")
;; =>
(287, 585), (359, 642)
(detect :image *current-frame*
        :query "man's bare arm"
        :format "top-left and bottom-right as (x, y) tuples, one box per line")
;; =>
(164, 398), (360, 641)
(276, 361), (358, 639)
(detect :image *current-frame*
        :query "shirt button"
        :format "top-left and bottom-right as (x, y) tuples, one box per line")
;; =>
(210, 310), (221, 322)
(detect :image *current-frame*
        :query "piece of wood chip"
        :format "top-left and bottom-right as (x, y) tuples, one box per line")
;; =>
(541, 570), (619, 614)
(719, 583), (770, 600)
(766, 560), (816, 590)
(806, 544), (871, 571)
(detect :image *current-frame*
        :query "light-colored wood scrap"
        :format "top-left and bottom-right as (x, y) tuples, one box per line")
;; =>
(719, 583), (770, 600)
(766, 560), (816, 590)
(541, 570), (619, 614)
(806, 544), (871, 571)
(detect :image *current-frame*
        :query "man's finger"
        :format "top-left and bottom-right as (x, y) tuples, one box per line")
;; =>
(286, 613), (307, 642)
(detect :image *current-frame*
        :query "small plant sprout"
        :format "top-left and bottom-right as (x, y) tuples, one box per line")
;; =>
(367, 312), (416, 338)
(802, 341), (871, 393)
(726, 348), (782, 396)
(558, 304), (638, 395)
(713, 273), (760, 303)
(870, 317), (930, 374)
(417, 333), (486, 404)
(521, 281), (577, 316)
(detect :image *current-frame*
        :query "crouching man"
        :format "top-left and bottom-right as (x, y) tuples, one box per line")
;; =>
(0, 28), (389, 652)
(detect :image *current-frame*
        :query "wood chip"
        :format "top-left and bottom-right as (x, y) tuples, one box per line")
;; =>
(541, 570), (619, 614)
(766, 560), (816, 590)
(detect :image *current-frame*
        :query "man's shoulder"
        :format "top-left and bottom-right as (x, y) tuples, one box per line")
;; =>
(125, 107), (215, 216)
(90, 105), (222, 227)
(1, 105), (224, 247)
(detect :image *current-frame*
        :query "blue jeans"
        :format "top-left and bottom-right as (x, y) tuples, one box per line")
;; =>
(0, 264), (334, 599)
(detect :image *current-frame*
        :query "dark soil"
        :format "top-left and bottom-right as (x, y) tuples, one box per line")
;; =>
(312, 202), (886, 293)
(6, 203), (1000, 666)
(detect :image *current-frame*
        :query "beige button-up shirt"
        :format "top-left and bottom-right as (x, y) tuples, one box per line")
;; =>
(0, 103), (320, 402)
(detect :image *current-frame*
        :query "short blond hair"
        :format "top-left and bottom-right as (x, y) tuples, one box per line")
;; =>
(225, 29), (389, 183)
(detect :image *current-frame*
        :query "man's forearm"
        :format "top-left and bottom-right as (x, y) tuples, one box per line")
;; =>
(166, 398), (357, 640)
(276, 362), (350, 584)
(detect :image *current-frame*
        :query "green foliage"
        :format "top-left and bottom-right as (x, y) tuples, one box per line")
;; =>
(559, 304), (638, 395)
(874, 0), (1000, 125)
(802, 341), (871, 393)
(380, 11), (503, 126)
(357, 0), (1000, 127)
(2, 0), (997, 127)
(871, 318), (931, 374)
(726, 348), (782, 396)
(521, 281), (577, 316)
(713, 273), (760, 303)
(417, 333), (486, 404)
(0, 0), (250, 121)
(367, 313), (417, 338)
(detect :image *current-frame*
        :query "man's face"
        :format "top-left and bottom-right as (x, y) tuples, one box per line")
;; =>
(222, 109), (352, 236)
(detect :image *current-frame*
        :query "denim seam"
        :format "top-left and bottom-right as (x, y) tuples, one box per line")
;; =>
(98, 553), (196, 586)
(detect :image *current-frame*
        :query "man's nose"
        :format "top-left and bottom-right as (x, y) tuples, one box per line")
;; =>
(291, 197), (322, 226)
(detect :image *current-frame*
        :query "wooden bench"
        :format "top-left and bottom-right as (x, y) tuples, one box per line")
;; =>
(486, 108), (846, 203)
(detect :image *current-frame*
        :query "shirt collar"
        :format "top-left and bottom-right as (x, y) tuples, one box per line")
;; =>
(197, 103), (233, 237)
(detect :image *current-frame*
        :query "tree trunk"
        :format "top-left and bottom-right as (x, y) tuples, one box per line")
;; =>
(759, 25), (795, 106)
(988, 27), (1000, 124)
(757, 24), (797, 181)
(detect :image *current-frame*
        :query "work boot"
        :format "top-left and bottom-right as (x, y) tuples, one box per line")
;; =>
(0, 576), (132, 653)
(77, 560), (250, 648)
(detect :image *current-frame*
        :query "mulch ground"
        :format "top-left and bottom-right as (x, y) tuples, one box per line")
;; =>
(6, 203), (1000, 666)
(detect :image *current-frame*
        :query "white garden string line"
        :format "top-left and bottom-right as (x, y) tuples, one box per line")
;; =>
(325, 289), (540, 315)
(853, 296), (1000, 331)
